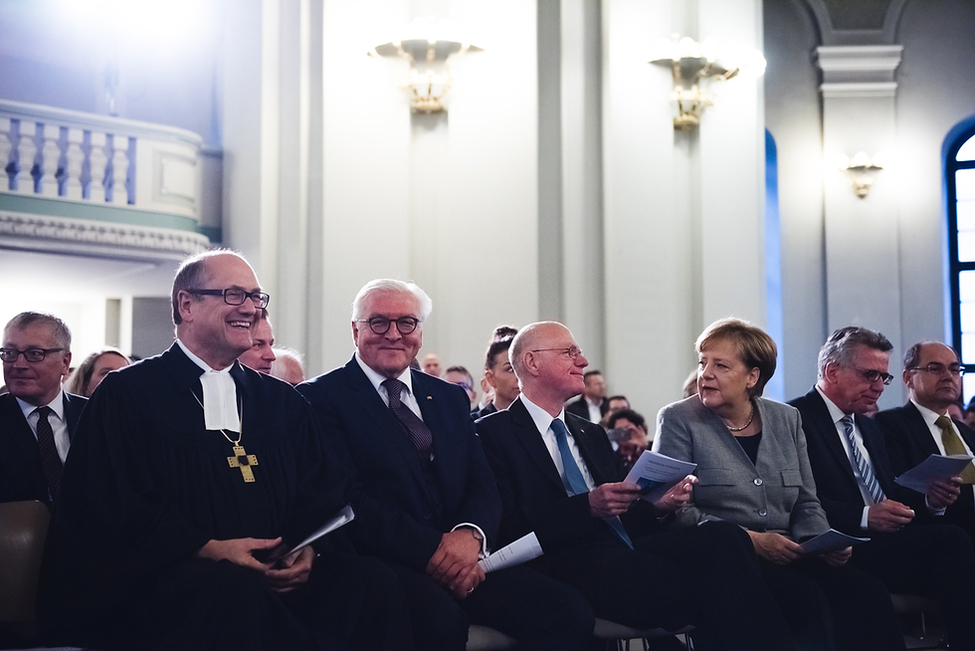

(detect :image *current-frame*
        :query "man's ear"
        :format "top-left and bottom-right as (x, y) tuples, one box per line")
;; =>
(177, 290), (196, 323)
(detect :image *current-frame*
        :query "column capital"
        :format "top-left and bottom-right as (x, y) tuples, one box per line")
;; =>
(815, 45), (903, 97)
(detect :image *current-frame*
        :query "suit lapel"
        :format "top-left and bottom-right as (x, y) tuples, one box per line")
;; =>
(567, 415), (616, 485)
(904, 403), (940, 457)
(1, 394), (42, 473)
(344, 358), (429, 489)
(805, 389), (861, 487)
(508, 399), (568, 492)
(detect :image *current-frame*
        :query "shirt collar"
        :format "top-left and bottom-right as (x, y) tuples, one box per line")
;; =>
(911, 398), (945, 427)
(354, 352), (414, 396)
(519, 394), (567, 438)
(17, 390), (65, 421)
(816, 385), (850, 424)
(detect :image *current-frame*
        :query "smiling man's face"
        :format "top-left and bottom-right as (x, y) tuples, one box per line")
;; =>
(353, 289), (423, 379)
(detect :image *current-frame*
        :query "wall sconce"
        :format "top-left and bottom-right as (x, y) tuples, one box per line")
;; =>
(650, 35), (765, 131)
(369, 17), (481, 114)
(839, 152), (884, 199)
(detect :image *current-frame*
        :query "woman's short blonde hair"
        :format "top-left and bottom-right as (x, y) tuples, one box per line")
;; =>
(695, 318), (777, 397)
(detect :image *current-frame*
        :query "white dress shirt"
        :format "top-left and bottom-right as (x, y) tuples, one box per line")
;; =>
(17, 390), (70, 462)
(521, 394), (596, 493)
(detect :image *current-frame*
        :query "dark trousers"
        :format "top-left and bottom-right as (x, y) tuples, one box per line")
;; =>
(72, 553), (409, 651)
(761, 557), (905, 651)
(531, 521), (799, 651)
(852, 523), (975, 651)
(385, 559), (595, 651)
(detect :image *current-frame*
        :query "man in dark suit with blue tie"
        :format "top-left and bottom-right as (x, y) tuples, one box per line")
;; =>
(475, 321), (800, 651)
(876, 341), (975, 541)
(790, 326), (975, 651)
(298, 280), (593, 651)
(0, 312), (86, 506)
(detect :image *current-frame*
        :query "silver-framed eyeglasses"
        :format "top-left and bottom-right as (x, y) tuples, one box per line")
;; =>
(0, 347), (65, 363)
(356, 316), (420, 335)
(908, 363), (964, 377)
(531, 346), (585, 360)
(187, 288), (270, 309)
(851, 367), (894, 385)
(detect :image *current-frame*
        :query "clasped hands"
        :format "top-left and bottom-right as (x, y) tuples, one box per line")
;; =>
(588, 474), (698, 519)
(426, 528), (485, 600)
(196, 537), (314, 594)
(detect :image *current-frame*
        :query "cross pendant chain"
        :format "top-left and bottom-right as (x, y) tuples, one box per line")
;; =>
(227, 444), (259, 483)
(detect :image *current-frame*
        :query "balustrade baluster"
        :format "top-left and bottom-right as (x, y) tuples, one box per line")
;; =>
(14, 119), (37, 194)
(0, 117), (11, 190)
(88, 131), (108, 203)
(39, 123), (60, 197)
(109, 133), (129, 205)
(64, 128), (84, 200)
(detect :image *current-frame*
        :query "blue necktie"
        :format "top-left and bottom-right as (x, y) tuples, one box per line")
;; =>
(840, 415), (885, 504)
(551, 418), (633, 549)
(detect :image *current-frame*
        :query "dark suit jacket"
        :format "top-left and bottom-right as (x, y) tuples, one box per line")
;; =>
(298, 356), (502, 571)
(876, 401), (975, 534)
(789, 388), (925, 534)
(0, 391), (86, 505)
(565, 395), (607, 422)
(475, 396), (659, 552)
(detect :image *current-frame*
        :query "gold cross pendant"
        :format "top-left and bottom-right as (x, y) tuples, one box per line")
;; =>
(227, 444), (259, 482)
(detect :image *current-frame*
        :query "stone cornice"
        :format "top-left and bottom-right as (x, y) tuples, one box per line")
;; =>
(0, 210), (209, 261)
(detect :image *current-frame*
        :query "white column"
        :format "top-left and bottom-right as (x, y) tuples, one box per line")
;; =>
(816, 45), (903, 408)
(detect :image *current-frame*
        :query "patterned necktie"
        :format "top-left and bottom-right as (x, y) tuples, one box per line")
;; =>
(382, 378), (434, 462)
(935, 415), (975, 484)
(34, 406), (63, 498)
(840, 415), (886, 504)
(551, 418), (633, 549)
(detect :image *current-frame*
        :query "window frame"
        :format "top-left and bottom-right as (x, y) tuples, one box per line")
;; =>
(947, 125), (975, 396)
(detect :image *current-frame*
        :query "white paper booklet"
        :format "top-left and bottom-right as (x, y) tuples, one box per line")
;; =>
(478, 532), (543, 573)
(797, 528), (870, 555)
(623, 450), (697, 502)
(894, 454), (974, 493)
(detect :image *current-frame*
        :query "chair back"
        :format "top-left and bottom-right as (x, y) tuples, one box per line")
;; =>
(0, 500), (51, 640)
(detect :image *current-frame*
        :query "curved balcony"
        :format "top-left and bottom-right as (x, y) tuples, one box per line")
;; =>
(0, 100), (217, 262)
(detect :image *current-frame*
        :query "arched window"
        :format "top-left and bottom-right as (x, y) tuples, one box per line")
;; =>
(947, 126), (975, 403)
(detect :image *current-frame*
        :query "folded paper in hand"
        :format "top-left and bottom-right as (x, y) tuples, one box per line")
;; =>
(623, 450), (697, 502)
(894, 454), (973, 493)
(479, 532), (543, 573)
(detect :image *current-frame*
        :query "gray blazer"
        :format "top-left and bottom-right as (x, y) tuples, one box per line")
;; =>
(653, 395), (828, 541)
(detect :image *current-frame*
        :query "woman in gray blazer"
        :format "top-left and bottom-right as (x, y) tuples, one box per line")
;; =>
(654, 319), (904, 651)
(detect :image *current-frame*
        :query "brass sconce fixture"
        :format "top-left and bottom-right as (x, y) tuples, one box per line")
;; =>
(650, 35), (765, 130)
(369, 18), (481, 114)
(840, 152), (884, 199)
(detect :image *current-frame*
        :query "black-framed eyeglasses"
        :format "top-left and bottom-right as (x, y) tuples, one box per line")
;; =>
(851, 366), (894, 385)
(356, 316), (420, 335)
(908, 363), (965, 377)
(531, 346), (585, 360)
(0, 347), (65, 363)
(187, 288), (270, 309)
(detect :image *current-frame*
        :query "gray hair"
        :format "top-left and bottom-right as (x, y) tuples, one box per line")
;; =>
(171, 248), (248, 325)
(817, 326), (892, 378)
(4, 312), (72, 350)
(351, 279), (433, 322)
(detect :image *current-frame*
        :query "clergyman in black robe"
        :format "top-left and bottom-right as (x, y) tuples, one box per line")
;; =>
(40, 251), (409, 651)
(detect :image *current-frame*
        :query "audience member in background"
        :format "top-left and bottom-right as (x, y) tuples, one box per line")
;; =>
(473, 326), (519, 420)
(298, 280), (593, 651)
(422, 353), (442, 377)
(42, 251), (406, 651)
(682, 370), (698, 398)
(270, 347), (305, 385)
(66, 347), (130, 398)
(948, 398), (966, 423)
(0, 312), (84, 508)
(445, 365), (477, 409)
(964, 396), (975, 429)
(656, 318), (903, 651)
(606, 408), (650, 472)
(565, 369), (608, 422)
(876, 342), (974, 542)
(476, 321), (799, 651)
(606, 394), (630, 415)
(238, 309), (276, 373)
(790, 326), (975, 651)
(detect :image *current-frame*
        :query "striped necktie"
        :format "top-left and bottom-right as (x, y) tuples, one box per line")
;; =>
(840, 415), (885, 504)
(383, 378), (434, 463)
